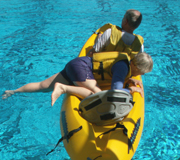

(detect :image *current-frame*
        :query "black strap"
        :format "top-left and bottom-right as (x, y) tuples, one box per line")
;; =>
(98, 123), (132, 154)
(87, 155), (102, 160)
(94, 31), (102, 35)
(98, 123), (127, 137)
(98, 62), (104, 80)
(84, 99), (102, 111)
(94, 155), (102, 160)
(130, 99), (135, 106)
(46, 126), (82, 156)
(100, 113), (116, 120)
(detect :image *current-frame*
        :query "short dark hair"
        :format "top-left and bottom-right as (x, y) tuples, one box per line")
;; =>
(125, 9), (142, 29)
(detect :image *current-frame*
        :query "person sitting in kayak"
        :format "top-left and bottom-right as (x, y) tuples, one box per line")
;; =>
(87, 9), (144, 59)
(2, 52), (153, 107)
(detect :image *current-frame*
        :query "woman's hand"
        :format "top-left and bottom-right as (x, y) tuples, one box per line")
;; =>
(129, 86), (144, 97)
(127, 78), (144, 97)
(128, 78), (143, 88)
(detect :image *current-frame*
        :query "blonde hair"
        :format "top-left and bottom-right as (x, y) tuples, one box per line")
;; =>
(131, 52), (153, 73)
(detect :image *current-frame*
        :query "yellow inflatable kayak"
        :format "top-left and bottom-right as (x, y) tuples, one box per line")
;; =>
(59, 24), (144, 160)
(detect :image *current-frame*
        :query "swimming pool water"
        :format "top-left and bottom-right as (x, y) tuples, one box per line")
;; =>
(0, 0), (180, 159)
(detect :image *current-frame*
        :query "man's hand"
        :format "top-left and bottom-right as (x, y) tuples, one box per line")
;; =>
(87, 48), (95, 57)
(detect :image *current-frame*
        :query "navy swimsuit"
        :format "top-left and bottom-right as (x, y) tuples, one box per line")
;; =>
(60, 57), (94, 85)
(60, 56), (130, 93)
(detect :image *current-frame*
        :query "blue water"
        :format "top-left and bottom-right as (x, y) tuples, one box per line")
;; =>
(0, 0), (180, 160)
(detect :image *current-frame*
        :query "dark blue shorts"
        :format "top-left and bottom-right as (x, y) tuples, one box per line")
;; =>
(60, 56), (95, 85)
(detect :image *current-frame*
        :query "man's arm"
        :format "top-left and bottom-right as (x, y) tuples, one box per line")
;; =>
(87, 29), (111, 57)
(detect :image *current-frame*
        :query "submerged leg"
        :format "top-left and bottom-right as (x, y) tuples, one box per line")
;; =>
(2, 90), (15, 99)
(2, 72), (69, 99)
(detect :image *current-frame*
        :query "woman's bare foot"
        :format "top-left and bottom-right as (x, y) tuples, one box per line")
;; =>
(51, 83), (65, 106)
(2, 90), (15, 99)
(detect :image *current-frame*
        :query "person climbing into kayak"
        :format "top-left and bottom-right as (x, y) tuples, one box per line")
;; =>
(2, 52), (153, 107)
(51, 52), (153, 106)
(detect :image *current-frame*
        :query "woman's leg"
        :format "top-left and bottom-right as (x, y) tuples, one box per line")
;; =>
(51, 82), (95, 106)
(74, 79), (101, 93)
(2, 72), (69, 99)
(51, 79), (101, 106)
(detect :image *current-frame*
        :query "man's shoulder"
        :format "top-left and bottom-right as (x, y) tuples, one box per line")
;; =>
(112, 25), (122, 31)
(135, 34), (144, 43)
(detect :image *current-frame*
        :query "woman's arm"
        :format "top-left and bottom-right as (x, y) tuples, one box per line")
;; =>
(111, 60), (144, 97)
(111, 60), (130, 92)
